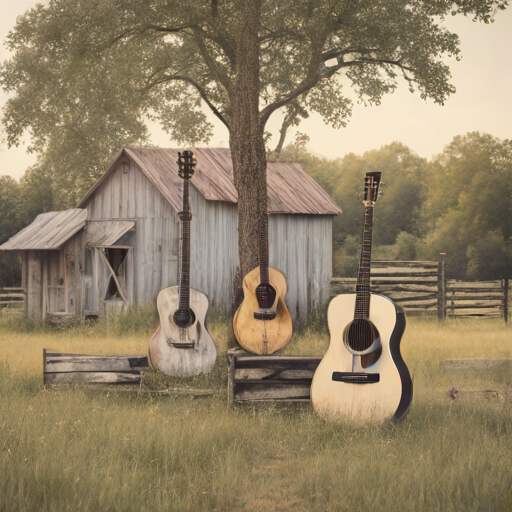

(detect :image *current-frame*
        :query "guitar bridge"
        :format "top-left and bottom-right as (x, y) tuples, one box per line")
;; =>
(332, 372), (380, 384)
(167, 339), (196, 349)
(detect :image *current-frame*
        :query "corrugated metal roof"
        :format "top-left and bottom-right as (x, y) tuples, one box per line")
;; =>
(85, 220), (135, 247)
(0, 209), (87, 250)
(80, 147), (341, 215)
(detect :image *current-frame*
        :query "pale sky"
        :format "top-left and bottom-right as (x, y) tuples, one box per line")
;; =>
(1, 2), (511, 180)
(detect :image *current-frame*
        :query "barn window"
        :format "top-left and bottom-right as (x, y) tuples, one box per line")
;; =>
(103, 248), (128, 300)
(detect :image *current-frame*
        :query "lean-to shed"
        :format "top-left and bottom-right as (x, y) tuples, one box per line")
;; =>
(0, 147), (341, 323)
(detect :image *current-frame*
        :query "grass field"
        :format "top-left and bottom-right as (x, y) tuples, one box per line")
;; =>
(0, 311), (511, 512)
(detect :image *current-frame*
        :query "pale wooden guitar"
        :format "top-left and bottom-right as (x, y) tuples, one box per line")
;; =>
(148, 150), (217, 376)
(233, 212), (292, 354)
(311, 172), (412, 421)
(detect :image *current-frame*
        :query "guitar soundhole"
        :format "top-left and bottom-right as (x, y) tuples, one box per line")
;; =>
(173, 308), (196, 329)
(343, 319), (380, 353)
(255, 283), (277, 309)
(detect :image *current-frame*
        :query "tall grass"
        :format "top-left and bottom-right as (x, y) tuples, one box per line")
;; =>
(0, 315), (511, 511)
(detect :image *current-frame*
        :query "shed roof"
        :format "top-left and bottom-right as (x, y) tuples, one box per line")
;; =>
(0, 209), (87, 250)
(85, 220), (135, 247)
(79, 147), (341, 215)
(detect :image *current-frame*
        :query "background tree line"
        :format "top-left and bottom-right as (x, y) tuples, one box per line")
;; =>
(275, 131), (512, 281)
(2, 130), (511, 286)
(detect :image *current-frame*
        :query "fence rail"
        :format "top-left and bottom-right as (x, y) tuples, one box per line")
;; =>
(332, 256), (510, 321)
(0, 287), (25, 309)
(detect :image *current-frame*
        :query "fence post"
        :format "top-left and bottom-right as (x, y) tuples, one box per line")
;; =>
(437, 253), (446, 321)
(503, 277), (509, 323)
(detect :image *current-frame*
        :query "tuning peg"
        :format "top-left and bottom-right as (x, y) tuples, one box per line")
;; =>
(378, 191), (384, 196)
(380, 182), (386, 187)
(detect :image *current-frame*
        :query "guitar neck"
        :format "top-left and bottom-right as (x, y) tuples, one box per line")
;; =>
(179, 178), (192, 310)
(355, 205), (374, 319)
(258, 213), (270, 285)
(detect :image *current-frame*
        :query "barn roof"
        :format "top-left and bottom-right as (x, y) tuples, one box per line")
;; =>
(0, 209), (87, 250)
(79, 147), (341, 215)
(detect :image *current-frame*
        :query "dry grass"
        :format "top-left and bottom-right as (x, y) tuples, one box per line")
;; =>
(0, 314), (511, 512)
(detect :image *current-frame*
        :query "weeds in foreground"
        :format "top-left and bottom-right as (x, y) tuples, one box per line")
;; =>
(0, 318), (511, 512)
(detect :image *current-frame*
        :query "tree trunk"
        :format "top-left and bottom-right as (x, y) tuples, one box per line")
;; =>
(229, 0), (266, 310)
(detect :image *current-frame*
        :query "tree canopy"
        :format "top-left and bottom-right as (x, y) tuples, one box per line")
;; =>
(1, 0), (508, 287)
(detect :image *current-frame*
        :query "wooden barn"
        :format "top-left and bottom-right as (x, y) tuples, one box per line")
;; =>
(0, 148), (341, 323)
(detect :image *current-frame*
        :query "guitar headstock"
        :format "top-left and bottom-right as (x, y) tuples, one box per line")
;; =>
(177, 150), (197, 180)
(363, 171), (382, 205)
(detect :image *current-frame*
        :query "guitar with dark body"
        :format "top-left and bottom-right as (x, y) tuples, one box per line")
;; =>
(148, 150), (217, 376)
(311, 172), (413, 421)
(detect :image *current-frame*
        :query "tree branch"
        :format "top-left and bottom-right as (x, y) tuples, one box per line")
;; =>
(143, 74), (230, 130)
(260, 51), (415, 127)
(191, 27), (233, 95)
(259, 60), (357, 127)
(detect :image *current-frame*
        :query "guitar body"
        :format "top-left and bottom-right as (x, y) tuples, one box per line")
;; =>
(233, 266), (293, 354)
(310, 292), (412, 422)
(148, 286), (217, 376)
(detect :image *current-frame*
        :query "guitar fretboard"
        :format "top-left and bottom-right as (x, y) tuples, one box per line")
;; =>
(178, 178), (192, 310)
(258, 212), (270, 285)
(354, 205), (373, 319)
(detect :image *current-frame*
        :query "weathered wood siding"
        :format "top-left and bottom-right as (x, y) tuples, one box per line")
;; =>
(24, 250), (42, 321)
(189, 187), (239, 310)
(269, 215), (332, 321)
(83, 159), (179, 304)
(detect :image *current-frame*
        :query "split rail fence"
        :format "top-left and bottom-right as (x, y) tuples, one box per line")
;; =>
(0, 287), (25, 310)
(332, 255), (510, 321)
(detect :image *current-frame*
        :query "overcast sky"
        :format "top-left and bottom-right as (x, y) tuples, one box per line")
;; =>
(1, 2), (511, 180)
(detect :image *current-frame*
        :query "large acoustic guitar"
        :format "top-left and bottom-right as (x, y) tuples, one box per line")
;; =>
(310, 172), (412, 421)
(148, 150), (217, 376)
(233, 212), (292, 354)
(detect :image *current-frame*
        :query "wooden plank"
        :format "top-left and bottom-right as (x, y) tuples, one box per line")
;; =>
(448, 304), (502, 309)
(446, 287), (502, 294)
(371, 280), (438, 285)
(447, 282), (502, 289)
(448, 296), (503, 301)
(44, 355), (149, 372)
(44, 372), (142, 385)
(235, 369), (316, 380)
(235, 356), (322, 371)
(371, 260), (438, 268)
(370, 272), (438, 278)
(370, 287), (438, 294)
(391, 294), (438, 302)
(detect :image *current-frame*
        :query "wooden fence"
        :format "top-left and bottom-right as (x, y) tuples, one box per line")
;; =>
(0, 287), (25, 310)
(332, 255), (510, 321)
(446, 279), (508, 320)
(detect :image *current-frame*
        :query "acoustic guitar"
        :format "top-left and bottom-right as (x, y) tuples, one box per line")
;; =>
(310, 172), (412, 421)
(233, 212), (293, 354)
(148, 150), (217, 376)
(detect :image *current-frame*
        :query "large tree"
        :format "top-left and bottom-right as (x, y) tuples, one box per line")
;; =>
(2, 0), (508, 298)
